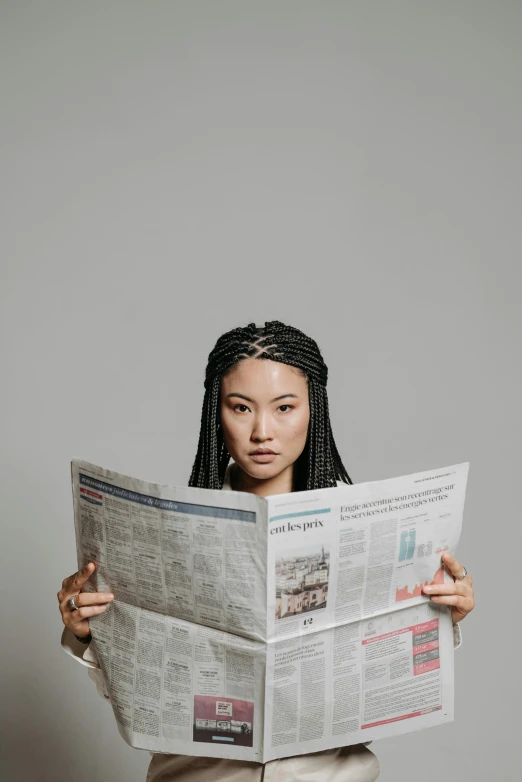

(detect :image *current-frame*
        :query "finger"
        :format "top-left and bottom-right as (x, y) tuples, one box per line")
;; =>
(74, 592), (114, 608)
(64, 603), (109, 631)
(60, 591), (113, 617)
(73, 604), (110, 621)
(62, 562), (96, 590)
(72, 562), (97, 592)
(441, 552), (467, 580)
(429, 595), (471, 607)
(423, 582), (471, 596)
(58, 565), (100, 611)
(61, 562), (96, 598)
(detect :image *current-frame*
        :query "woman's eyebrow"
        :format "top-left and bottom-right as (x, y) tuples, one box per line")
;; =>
(271, 393), (298, 403)
(227, 393), (254, 402)
(226, 393), (298, 403)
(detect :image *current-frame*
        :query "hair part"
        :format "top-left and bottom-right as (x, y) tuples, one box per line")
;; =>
(189, 321), (352, 491)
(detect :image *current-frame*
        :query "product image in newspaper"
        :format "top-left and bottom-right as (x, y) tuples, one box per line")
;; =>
(70, 459), (469, 762)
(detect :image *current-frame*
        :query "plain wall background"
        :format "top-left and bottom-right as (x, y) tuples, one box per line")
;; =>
(1, 2), (521, 780)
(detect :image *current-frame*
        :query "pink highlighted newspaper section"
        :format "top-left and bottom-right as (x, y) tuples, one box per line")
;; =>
(361, 617), (441, 729)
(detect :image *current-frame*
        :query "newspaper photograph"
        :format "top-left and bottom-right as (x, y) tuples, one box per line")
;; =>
(70, 459), (469, 762)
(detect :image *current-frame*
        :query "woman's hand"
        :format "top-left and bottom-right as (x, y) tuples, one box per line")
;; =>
(57, 562), (114, 638)
(422, 552), (474, 624)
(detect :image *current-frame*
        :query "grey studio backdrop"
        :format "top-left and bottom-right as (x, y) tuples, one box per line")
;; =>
(1, 2), (520, 781)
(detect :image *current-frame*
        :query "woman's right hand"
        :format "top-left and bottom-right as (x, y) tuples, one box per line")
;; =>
(57, 562), (114, 638)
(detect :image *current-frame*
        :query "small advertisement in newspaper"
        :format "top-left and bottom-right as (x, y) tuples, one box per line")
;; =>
(193, 696), (254, 747)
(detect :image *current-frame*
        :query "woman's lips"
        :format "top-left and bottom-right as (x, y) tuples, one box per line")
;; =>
(249, 452), (278, 463)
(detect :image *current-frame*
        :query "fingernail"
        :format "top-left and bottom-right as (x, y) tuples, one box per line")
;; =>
(424, 586), (433, 592)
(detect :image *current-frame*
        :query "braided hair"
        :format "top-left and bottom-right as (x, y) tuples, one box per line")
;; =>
(189, 321), (352, 491)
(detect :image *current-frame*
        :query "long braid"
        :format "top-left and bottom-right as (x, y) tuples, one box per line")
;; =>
(189, 321), (352, 490)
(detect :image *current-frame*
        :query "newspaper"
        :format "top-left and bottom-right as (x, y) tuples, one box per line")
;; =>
(71, 459), (469, 762)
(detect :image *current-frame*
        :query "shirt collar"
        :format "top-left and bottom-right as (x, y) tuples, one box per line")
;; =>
(222, 461), (234, 491)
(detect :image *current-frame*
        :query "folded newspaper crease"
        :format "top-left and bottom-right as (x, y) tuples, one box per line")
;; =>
(71, 460), (469, 762)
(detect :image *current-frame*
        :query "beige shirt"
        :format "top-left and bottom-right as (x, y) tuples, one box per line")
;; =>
(61, 464), (461, 780)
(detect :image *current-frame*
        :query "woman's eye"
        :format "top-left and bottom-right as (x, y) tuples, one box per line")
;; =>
(278, 404), (293, 413)
(234, 404), (250, 413)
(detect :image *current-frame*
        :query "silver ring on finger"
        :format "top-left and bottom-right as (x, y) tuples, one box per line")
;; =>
(455, 566), (468, 580)
(68, 594), (80, 611)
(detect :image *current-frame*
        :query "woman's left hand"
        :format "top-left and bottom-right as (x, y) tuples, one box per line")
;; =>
(422, 552), (475, 624)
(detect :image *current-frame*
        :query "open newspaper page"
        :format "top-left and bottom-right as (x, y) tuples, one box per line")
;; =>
(71, 460), (268, 762)
(262, 463), (468, 762)
(71, 460), (468, 762)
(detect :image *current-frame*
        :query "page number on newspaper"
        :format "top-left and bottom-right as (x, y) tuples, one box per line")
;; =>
(303, 617), (313, 626)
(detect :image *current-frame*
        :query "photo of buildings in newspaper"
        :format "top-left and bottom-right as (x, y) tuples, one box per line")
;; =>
(275, 544), (329, 620)
(193, 695), (254, 747)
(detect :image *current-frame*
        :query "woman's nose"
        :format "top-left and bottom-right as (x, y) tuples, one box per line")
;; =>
(251, 412), (274, 442)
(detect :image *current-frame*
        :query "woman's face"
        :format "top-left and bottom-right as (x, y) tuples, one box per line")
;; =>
(219, 358), (310, 486)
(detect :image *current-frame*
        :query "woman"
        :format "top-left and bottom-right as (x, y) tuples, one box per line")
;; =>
(58, 321), (475, 782)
